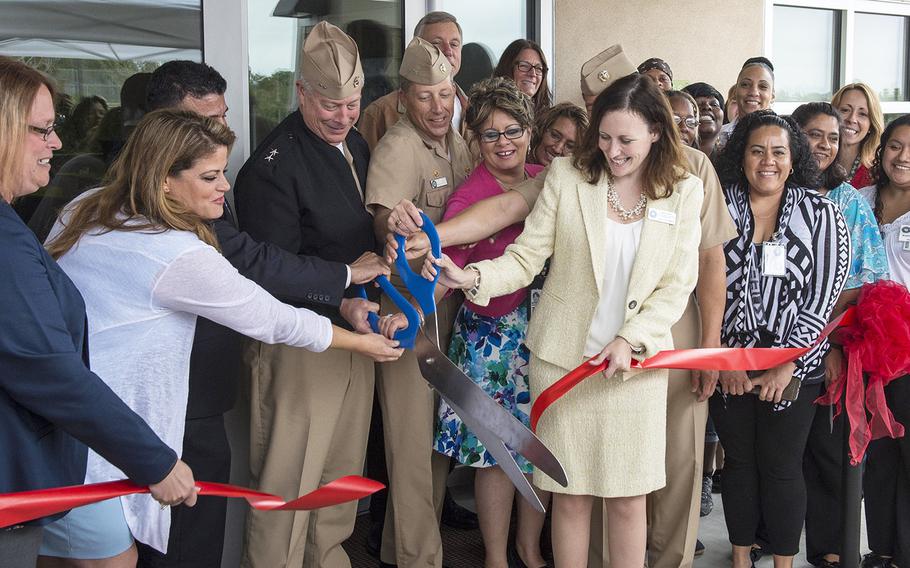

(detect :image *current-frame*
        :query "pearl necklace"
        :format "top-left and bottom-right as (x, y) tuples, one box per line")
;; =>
(606, 176), (647, 221)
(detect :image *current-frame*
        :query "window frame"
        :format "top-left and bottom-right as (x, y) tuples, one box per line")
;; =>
(767, 0), (910, 115)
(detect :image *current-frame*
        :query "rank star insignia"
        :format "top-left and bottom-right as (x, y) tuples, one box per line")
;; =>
(598, 69), (610, 82)
(353, 76), (361, 88)
(433, 170), (440, 178)
(265, 149), (278, 162)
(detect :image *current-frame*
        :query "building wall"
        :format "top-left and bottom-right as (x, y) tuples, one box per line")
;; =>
(552, 0), (765, 106)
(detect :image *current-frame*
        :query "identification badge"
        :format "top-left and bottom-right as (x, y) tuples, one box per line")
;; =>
(647, 208), (676, 225)
(762, 242), (787, 277)
(899, 225), (910, 243)
(430, 177), (448, 189)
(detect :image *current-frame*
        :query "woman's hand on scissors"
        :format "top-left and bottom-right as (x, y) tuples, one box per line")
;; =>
(422, 253), (475, 290)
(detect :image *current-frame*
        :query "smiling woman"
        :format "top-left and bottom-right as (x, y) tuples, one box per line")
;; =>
(713, 109), (850, 568)
(492, 39), (552, 120)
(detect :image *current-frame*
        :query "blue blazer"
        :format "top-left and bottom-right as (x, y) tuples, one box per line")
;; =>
(0, 200), (176, 526)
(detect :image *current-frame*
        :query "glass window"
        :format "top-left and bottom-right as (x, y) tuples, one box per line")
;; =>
(247, 0), (402, 148)
(854, 12), (908, 102)
(2, 0), (203, 238)
(772, 5), (838, 102)
(435, 0), (528, 94)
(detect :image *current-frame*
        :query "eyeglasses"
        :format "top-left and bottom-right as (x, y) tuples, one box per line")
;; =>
(514, 61), (546, 76)
(28, 122), (59, 141)
(673, 116), (698, 129)
(479, 125), (525, 144)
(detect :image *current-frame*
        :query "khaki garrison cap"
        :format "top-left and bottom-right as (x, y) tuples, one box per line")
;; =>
(300, 21), (364, 100)
(399, 37), (451, 85)
(580, 44), (636, 97)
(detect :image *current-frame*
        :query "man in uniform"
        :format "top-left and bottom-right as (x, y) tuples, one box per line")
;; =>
(358, 11), (468, 150)
(232, 22), (382, 568)
(365, 37), (474, 568)
(135, 60), (388, 568)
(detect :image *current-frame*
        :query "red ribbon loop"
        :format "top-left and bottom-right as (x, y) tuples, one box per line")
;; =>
(0, 476), (384, 529)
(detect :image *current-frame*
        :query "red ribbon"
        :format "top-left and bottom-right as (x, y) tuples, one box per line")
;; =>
(0, 476), (384, 529)
(530, 309), (854, 432)
(816, 280), (910, 464)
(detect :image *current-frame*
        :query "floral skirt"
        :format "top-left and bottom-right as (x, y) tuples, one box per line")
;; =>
(433, 303), (532, 472)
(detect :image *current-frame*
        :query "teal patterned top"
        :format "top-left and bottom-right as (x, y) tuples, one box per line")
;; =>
(826, 182), (890, 288)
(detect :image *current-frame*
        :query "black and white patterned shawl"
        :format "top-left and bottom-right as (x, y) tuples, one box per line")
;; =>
(721, 184), (851, 382)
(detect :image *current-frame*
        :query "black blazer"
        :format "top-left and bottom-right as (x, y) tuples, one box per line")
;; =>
(184, 208), (348, 419)
(0, 200), (176, 525)
(233, 110), (377, 329)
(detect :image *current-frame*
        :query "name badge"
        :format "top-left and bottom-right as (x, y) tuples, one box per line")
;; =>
(899, 225), (910, 243)
(647, 208), (676, 225)
(430, 177), (448, 189)
(762, 242), (787, 277)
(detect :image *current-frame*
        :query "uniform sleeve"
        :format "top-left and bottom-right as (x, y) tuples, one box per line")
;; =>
(686, 148), (737, 250)
(357, 101), (387, 152)
(152, 246), (333, 352)
(364, 134), (421, 212)
(213, 216), (347, 306)
(617, 178), (705, 359)
(512, 166), (548, 210)
(0, 225), (177, 486)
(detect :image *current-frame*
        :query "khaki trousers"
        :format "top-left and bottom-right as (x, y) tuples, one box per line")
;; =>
(241, 342), (374, 568)
(377, 295), (459, 567)
(589, 295), (707, 568)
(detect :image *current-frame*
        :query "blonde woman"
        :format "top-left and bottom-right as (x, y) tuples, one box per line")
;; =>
(39, 110), (402, 565)
(832, 82), (885, 189)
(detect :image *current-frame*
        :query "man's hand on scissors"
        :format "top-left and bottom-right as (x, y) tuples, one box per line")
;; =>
(386, 200), (424, 236)
(378, 312), (409, 339)
(385, 231), (431, 263)
(339, 298), (379, 334)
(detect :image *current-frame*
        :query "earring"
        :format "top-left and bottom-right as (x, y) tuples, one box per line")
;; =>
(789, 168), (794, 176)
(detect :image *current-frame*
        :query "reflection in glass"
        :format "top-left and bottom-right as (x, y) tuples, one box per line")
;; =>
(772, 5), (837, 102)
(436, 0), (526, 94)
(1, 0), (203, 234)
(854, 12), (908, 102)
(247, 0), (402, 148)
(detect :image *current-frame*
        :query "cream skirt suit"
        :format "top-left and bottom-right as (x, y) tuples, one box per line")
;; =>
(467, 157), (703, 497)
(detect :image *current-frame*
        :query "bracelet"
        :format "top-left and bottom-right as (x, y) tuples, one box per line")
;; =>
(466, 266), (482, 297)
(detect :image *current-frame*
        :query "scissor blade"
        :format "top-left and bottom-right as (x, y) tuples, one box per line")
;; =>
(414, 330), (569, 487)
(443, 396), (545, 513)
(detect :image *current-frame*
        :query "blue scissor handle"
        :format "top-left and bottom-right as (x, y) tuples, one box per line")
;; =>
(356, 212), (442, 350)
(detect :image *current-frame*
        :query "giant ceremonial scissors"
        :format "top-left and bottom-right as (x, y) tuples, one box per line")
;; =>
(359, 213), (568, 512)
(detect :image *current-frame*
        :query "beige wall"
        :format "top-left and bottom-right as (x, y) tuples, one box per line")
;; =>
(553, 0), (765, 107)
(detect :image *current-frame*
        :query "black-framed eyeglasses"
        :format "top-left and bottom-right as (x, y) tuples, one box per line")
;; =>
(514, 61), (546, 76)
(28, 122), (59, 141)
(479, 125), (525, 144)
(673, 116), (698, 129)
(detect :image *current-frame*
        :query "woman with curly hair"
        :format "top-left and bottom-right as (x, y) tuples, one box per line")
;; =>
(832, 82), (885, 189)
(427, 73), (703, 568)
(857, 113), (910, 568)
(428, 76), (548, 568)
(492, 39), (552, 120)
(711, 109), (850, 568)
(529, 102), (587, 167)
(791, 101), (889, 568)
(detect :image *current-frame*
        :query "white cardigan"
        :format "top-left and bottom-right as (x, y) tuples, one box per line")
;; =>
(49, 214), (332, 552)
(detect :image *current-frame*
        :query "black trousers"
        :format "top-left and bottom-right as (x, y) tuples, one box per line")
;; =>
(137, 414), (232, 567)
(863, 375), (910, 568)
(803, 386), (846, 565)
(709, 382), (821, 556)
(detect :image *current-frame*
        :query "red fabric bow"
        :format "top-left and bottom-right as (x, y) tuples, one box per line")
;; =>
(0, 476), (383, 529)
(816, 280), (910, 464)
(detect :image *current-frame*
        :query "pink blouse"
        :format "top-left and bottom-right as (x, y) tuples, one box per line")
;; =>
(442, 161), (545, 317)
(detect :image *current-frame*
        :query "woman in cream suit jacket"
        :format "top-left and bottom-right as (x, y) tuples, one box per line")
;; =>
(430, 74), (703, 568)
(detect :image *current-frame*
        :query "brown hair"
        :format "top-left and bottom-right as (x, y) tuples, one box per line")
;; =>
(0, 56), (57, 202)
(47, 110), (235, 258)
(530, 102), (588, 161)
(831, 82), (885, 169)
(572, 73), (685, 198)
(492, 39), (552, 118)
(465, 76), (535, 134)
